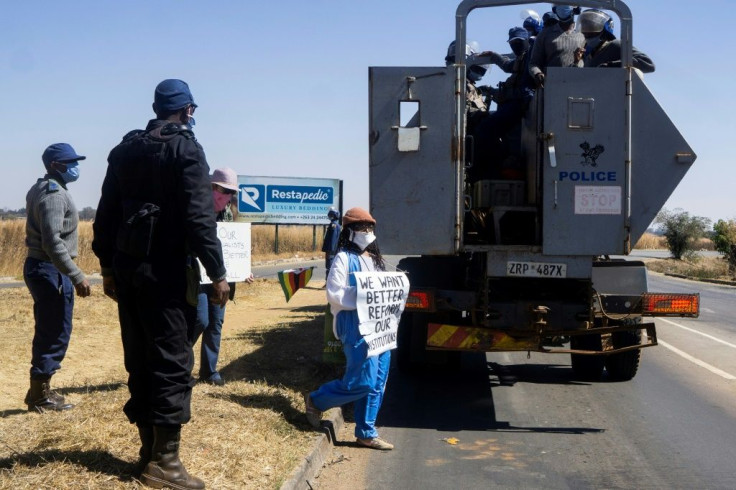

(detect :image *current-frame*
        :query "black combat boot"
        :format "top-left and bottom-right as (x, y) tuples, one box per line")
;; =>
(140, 425), (205, 490)
(24, 376), (73, 413)
(134, 423), (154, 476)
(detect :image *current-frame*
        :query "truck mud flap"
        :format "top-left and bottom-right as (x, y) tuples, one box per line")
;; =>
(425, 322), (657, 355)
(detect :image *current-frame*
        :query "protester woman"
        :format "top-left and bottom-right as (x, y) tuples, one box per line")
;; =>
(304, 207), (394, 450)
(192, 167), (250, 386)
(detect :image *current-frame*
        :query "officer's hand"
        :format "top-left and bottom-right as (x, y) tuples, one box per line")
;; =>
(210, 279), (230, 307)
(574, 47), (585, 64)
(102, 276), (117, 302)
(75, 279), (92, 298)
(534, 72), (545, 87)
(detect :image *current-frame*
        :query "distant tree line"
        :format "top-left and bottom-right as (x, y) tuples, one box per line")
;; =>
(656, 208), (736, 272)
(0, 207), (96, 221)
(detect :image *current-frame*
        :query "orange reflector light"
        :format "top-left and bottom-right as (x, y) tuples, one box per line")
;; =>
(405, 290), (434, 311)
(642, 293), (699, 316)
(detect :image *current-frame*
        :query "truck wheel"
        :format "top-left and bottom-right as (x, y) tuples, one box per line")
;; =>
(605, 329), (642, 381)
(570, 334), (604, 381)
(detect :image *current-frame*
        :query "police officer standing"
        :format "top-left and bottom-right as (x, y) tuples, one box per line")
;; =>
(24, 143), (91, 412)
(92, 79), (228, 489)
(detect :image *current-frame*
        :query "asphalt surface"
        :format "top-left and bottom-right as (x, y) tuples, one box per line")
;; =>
(0, 258), (325, 289)
(358, 273), (736, 489)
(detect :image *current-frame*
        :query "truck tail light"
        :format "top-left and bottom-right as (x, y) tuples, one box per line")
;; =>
(405, 289), (435, 311)
(642, 293), (699, 317)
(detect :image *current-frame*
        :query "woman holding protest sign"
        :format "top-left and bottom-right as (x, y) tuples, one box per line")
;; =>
(192, 167), (253, 386)
(304, 207), (395, 450)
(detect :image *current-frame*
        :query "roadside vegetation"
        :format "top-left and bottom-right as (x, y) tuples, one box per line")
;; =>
(712, 219), (736, 274)
(0, 278), (336, 488)
(655, 208), (711, 260)
(0, 221), (325, 278)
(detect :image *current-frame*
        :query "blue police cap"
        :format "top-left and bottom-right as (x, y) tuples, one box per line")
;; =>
(153, 79), (197, 113)
(42, 143), (86, 166)
(508, 27), (530, 42)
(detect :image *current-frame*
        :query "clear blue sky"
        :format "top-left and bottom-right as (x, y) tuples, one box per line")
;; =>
(2, 1), (732, 223)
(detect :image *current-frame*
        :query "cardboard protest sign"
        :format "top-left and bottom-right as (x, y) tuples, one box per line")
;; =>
(354, 271), (410, 357)
(199, 222), (251, 283)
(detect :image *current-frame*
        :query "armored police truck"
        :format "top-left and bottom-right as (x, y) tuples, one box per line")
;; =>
(369, 0), (700, 380)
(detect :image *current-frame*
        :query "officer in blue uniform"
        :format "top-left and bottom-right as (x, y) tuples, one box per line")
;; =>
(24, 143), (91, 412)
(92, 79), (228, 490)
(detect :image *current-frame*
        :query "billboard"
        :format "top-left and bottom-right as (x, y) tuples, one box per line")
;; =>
(236, 176), (342, 225)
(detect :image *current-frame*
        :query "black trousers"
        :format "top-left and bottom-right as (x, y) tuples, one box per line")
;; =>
(114, 261), (196, 427)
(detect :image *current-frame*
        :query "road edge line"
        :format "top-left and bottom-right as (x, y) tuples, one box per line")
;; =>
(658, 340), (736, 380)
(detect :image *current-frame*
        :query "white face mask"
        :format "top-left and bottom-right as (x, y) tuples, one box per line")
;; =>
(350, 230), (376, 251)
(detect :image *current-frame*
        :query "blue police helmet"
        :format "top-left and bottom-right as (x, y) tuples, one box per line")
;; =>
(153, 79), (198, 113)
(579, 9), (615, 37)
(552, 5), (574, 22)
(543, 11), (559, 26)
(508, 27), (530, 43)
(523, 16), (542, 35)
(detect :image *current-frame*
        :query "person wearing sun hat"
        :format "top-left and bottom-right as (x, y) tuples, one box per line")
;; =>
(304, 207), (395, 451)
(191, 167), (253, 387)
(23, 142), (92, 413)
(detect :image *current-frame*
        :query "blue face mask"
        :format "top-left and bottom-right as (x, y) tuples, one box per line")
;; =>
(58, 162), (80, 184)
(555, 6), (574, 21)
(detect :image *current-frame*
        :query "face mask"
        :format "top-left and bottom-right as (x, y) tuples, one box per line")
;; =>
(585, 33), (604, 54)
(58, 162), (80, 184)
(510, 40), (529, 57)
(467, 65), (486, 83)
(181, 106), (196, 127)
(213, 191), (232, 212)
(350, 230), (376, 251)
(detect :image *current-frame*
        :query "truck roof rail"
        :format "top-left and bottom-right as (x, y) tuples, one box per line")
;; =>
(454, 0), (633, 69)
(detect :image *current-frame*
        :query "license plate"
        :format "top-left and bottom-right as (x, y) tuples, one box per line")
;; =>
(506, 261), (567, 278)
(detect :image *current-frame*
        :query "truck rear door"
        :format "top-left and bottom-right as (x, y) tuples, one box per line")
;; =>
(369, 67), (457, 255)
(542, 67), (628, 255)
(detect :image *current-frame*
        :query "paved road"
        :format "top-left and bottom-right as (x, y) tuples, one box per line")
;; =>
(626, 249), (722, 260)
(0, 258), (325, 289)
(362, 273), (736, 489)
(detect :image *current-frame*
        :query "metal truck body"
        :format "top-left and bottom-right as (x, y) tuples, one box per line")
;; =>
(368, 0), (699, 380)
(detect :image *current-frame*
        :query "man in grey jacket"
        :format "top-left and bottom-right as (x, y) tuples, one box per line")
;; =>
(24, 143), (91, 412)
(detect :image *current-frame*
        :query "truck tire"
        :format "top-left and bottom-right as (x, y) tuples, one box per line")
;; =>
(605, 329), (642, 381)
(570, 334), (604, 381)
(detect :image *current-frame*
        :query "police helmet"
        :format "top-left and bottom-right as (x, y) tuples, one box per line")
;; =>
(445, 41), (475, 66)
(327, 207), (339, 220)
(523, 16), (542, 35)
(551, 5), (574, 22)
(543, 11), (559, 27)
(579, 9), (615, 37)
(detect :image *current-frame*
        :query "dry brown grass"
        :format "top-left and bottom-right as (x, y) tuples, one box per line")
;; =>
(634, 232), (714, 251)
(0, 278), (339, 489)
(634, 232), (666, 250)
(0, 221), (325, 278)
(646, 256), (732, 280)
